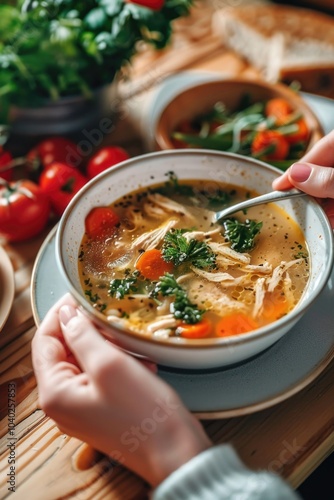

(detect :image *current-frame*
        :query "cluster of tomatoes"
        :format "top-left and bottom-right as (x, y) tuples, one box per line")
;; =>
(0, 137), (129, 242)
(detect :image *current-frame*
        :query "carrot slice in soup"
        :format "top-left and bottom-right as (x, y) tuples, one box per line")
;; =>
(135, 249), (173, 280)
(85, 207), (120, 239)
(177, 318), (212, 339)
(215, 313), (258, 337)
(262, 293), (290, 321)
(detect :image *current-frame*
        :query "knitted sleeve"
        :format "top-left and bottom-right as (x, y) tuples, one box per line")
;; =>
(152, 444), (301, 500)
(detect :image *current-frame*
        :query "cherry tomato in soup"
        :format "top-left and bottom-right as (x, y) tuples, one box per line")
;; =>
(251, 130), (289, 161)
(0, 148), (13, 182)
(124, 0), (164, 10)
(0, 179), (50, 242)
(85, 207), (120, 239)
(39, 162), (87, 216)
(86, 146), (130, 179)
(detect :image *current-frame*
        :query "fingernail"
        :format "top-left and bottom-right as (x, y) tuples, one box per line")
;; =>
(59, 305), (77, 326)
(289, 163), (312, 183)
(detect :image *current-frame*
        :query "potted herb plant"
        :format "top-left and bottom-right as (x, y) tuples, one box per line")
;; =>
(0, 0), (193, 136)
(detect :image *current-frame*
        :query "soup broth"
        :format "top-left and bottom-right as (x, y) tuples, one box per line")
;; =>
(78, 176), (309, 340)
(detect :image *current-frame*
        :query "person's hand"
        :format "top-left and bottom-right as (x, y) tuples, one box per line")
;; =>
(272, 130), (334, 227)
(31, 293), (211, 487)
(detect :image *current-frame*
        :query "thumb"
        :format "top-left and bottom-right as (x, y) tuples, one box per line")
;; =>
(58, 305), (157, 378)
(59, 304), (116, 376)
(285, 162), (334, 198)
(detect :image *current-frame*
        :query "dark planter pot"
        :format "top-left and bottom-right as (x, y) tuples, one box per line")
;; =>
(8, 83), (118, 137)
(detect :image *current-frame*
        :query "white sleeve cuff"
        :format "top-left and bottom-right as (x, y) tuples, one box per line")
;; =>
(152, 444), (301, 500)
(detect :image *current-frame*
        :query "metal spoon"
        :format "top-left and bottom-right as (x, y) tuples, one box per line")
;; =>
(212, 189), (307, 224)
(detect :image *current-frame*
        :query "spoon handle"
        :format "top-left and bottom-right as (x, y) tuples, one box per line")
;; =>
(213, 189), (307, 223)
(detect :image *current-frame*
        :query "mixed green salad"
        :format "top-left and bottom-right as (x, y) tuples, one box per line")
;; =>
(171, 95), (310, 171)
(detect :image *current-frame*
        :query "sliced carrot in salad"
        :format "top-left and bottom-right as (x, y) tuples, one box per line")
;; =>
(251, 130), (290, 161)
(176, 318), (212, 339)
(215, 313), (259, 337)
(85, 207), (120, 239)
(135, 248), (174, 280)
(265, 98), (293, 125)
(285, 118), (309, 144)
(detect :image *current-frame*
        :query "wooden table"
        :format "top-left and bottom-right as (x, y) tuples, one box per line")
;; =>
(0, 3), (334, 498)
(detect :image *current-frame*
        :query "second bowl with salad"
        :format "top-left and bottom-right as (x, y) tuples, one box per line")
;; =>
(154, 78), (324, 171)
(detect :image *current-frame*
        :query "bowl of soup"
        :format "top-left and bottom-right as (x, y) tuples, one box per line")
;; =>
(55, 150), (333, 369)
(154, 78), (324, 171)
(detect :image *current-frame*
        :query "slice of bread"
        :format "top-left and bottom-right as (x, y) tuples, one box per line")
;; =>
(213, 3), (334, 97)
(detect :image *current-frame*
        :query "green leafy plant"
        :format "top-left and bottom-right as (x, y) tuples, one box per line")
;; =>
(0, 0), (193, 119)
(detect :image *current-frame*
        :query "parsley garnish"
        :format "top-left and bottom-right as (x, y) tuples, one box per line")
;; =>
(98, 303), (107, 313)
(150, 273), (205, 324)
(293, 250), (309, 263)
(84, 290), (100, 303)
(204, 188), (231, 208)
(155, 171), (195, 197)
(223, 218), (262, 252)
(85, 289), (106, 312)
(109, 270), (139, 299)
(162, 229), (216, 269)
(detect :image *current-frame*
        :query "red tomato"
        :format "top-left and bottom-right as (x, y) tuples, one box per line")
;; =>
(27, 136), (82, 170)
(86, 146), (130, 179)
(0, 179), (51, 242)
(251, 130), (290, 161)
(85, 207), (120, 239)
(0, 149), (13, 182)
(124, 0), (164, 10)
(39, 162), (88, 216)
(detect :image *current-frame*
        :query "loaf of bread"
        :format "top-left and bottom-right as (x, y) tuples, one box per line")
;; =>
(213, 3), (334, 97)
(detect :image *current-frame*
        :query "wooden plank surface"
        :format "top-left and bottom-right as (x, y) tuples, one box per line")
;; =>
(0, 1), (334, 498)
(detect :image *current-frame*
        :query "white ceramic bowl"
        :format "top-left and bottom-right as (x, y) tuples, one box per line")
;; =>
(55, 150), (334, 369)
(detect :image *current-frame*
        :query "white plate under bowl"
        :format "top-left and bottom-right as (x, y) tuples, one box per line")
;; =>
(0, 246), (15, 332)
(31, 226), (334, 419)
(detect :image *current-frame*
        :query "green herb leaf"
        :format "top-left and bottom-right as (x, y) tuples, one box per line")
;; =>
(293, 250), (309, 263)
(204, 188), (231, 208)
(150, 273), (205, 324)
(109, 270), (139, 299)
(154, 171), (195, 197)
(84, 289), (100, 303)
(223, 218), (263, 253)
(84, 8), (107, 30)
(162, 229), (217, 269)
